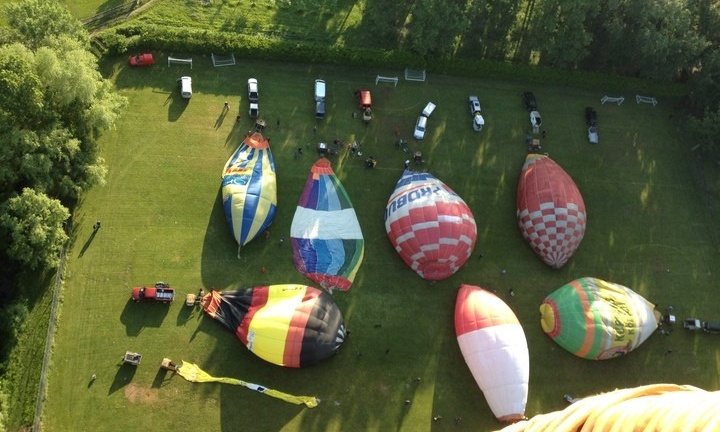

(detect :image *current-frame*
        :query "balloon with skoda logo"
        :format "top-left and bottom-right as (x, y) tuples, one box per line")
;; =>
(384, 169), (477, 280)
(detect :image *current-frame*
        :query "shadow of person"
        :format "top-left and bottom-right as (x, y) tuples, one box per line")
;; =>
(78, 230), (97, 257)
(215, 107), (229, 129)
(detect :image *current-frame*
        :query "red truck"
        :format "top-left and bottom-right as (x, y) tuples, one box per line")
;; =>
(131, 282), (175, 303)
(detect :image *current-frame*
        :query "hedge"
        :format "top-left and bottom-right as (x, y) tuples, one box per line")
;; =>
(96, 24), (685, 97)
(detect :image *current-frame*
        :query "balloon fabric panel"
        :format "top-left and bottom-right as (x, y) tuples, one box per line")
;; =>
(291, 159), (364, 291)
(201, 285), (345, 367)
(221, 133), (277, 248)
(540, 277), (660, 360)
(516, 154), (586, 269)
(455, 285), (529, 421)
(385, 170), (476, 280)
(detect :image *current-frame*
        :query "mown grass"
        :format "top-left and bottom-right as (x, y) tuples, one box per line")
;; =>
(35, 53), (720, 432)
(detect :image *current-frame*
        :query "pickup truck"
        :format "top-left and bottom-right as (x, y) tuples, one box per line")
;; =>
(131, 282), (175, 303)
(683, 318), (720, 334)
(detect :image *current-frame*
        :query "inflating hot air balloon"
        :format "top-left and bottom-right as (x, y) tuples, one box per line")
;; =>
(516, 153), (586, 269)
(290, 158), (364, 292)
(385, 170), (477, 280)
(202, 285), (346, 367)
(539, 277), (661, 360)
(222, 132), (277, 248)
(455, 284), (529, 422)
(494, 384), (720, 432)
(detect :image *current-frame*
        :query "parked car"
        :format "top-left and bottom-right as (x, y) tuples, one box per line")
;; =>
(177, 76), (192, 99)
(468, 95), (481, 115)
(468, 96), (484, 131)
(357, 89), (372, 109)
(247, 78), (259, 102)
(704, 321), (720, 334)
(249, 102), (259, 118)
(131, 282), (175, 303)
(422, 101), (436, 117)
(413, 115), (428, 140)
(314, 79), (326, 102)
(523, 91), (537, 110)
(530, 110), (542, 129)
(129, 53), (154, 67)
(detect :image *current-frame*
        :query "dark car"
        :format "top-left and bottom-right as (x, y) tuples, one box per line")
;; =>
(585, 107), (598, 126)
(523, 92), (537, 111)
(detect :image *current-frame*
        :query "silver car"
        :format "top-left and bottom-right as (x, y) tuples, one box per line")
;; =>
(413, 115), (428, 140)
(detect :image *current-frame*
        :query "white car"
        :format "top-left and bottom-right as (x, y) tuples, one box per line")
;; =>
(247, 78), (259, 102)
(413, 115), (428, 140)
(530, 110), (542, 129)
(468, 96), (484, 131)
(177, 76), (192, 99)
(468, 96), (481, 115)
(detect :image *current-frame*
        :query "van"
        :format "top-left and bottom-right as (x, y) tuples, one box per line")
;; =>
(178, 76), (192, 99)
(314, 79), (326, 102)
(315, 100), (325, 119)
(422, 102), (436, 117)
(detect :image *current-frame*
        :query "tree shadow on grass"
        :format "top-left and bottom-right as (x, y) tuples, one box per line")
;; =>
(108, 363), (138, 395)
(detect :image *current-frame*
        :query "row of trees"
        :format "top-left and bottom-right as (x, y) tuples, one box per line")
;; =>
(0, 0), (125, 273)
(0, 2), (126, 428)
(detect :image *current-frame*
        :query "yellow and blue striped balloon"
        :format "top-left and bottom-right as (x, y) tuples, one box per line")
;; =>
(222, 132), (277, 248)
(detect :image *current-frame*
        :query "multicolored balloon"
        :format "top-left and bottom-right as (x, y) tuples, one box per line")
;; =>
(222, 132), (277, 248)
(385, 170), (477, 280)
(455, 284), (529, 422)
(516, 154), (586, 269)
(202, 285), (346, 368)
(539, 277), (661, 360)
(291, 158), (364, 292)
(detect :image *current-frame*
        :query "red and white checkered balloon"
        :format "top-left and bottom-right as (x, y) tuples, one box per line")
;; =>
(385, 170), (477, 280)
(517, 154), (586, 269)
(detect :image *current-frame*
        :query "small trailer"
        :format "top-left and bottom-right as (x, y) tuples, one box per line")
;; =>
(123, 351), (142, 365)
(683, 318), (720, 334)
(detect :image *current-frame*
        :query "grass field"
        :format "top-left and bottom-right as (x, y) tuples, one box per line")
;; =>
(39, 55), (719, 432)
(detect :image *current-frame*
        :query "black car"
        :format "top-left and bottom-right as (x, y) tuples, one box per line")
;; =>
(585, 107), (598, 126)
(523, 92), (537, 111)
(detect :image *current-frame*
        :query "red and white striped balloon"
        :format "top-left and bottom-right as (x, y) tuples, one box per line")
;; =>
(385, 170), (477, 280)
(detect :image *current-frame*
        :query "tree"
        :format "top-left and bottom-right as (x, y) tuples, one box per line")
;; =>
(0, 188), (70, 271)
(404, 0), (469, 58)
(531, 0), (600, 69)
(5, 0), (89, 50)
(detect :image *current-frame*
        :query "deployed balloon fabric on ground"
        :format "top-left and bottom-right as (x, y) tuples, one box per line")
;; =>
(202, 285), (346, 368)
(222, 132), (277, 249)
(291, 158), (364, 292)
(455, 284), (529, 422)
(540, 277), (661, 360)
(385, 170), (477, 280)
(517, 153), (586, 269)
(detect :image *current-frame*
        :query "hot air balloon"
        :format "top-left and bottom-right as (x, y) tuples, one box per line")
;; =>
(385, 170), (477, 280)
(222, 132), (277, 248)
(290, 158), (364, 292)
(455, 284), (529, 422)
(539, 277), (661, 360)
(493, 384), (720, 432)
(202, 285), (346, 368)
(516, 153), (586, 269)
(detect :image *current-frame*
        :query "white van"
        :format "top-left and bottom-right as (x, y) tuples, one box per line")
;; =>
(314, 79), (326, 102)
(178, 76), (192, 99)
(422, 101), (436, 117)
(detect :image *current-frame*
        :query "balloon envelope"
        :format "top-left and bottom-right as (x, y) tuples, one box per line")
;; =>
(539, 277), (661, 360)
(455, 284), (529, 422)
(385, 170), (477, 280)
(222, 132), (277, 248)
(516, 154), (586, 268)
(291, 158), (364, 291)
(202, 285), (346, 367)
